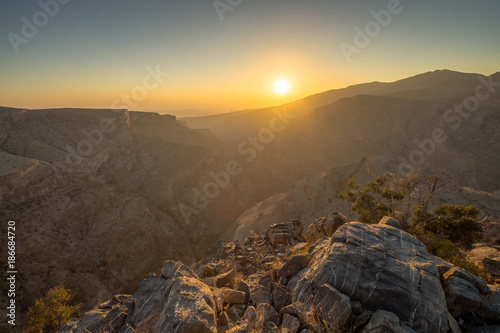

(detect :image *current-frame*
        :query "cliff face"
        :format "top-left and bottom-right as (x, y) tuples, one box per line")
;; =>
(0, 108), (252, 326)
(61, 215), (500, 333)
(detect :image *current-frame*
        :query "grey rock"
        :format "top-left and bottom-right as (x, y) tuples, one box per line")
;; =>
(312, 283), (351, 332)
(154, 276), (217, 332)
(305, 212), (347, 243)
(281, 314), (301, 333)
(226, 323), (249, 333)
(278, 254), (311, 285)
(281, 302), (320, 332)
(295, 222), (449, 333)
(361, 310), (403, 333)
(467, 246), (500, 278)
(378, 216), (402, 229)
(216, 269), (237, 288)
(475, 285), (500, 323)
(161, 260), (198, 280)
(267, 220), (304, 246)
(255, 303), (280, 329)
(126, 274), (172, 327)
(221, 288), (247, 305)
(242, 305), (257, 326)
(442, 276), (482, 316)
(272, 283), (291, 312)
(235, 279), (250, 301)
(443, 266), (491, 295)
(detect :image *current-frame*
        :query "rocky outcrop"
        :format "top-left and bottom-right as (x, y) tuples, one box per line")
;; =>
(63, 215), (500, 333)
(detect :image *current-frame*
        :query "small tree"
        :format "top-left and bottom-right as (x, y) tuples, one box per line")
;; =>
(24, 286), (79, 333)
(420, 204), (482, 250)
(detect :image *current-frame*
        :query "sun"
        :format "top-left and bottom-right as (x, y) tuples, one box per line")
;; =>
(273, 79), (290, 95)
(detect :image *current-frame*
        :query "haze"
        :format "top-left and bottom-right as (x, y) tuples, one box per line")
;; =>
(1, 0), (500, 115)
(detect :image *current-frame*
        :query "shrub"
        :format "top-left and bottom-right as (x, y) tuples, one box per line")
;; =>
(24, 286), (79, 333)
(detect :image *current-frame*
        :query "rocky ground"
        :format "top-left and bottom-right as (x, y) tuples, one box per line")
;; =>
(61, 213), (500, 333)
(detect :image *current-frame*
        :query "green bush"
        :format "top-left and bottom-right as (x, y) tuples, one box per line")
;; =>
(24, 286), (79, 333)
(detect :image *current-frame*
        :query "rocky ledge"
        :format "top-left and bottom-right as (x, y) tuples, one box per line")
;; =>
(60, 213), (500, 333)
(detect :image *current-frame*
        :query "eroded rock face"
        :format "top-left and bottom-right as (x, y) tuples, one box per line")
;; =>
(304, 212), (347, 244)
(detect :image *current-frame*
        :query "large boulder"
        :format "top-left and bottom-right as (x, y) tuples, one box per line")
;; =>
(292, 222), (450, 333)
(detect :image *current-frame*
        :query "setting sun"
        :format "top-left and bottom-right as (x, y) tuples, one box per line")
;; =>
(273, 79), (291, 95)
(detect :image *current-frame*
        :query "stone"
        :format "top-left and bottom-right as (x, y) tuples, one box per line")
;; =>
(235, 279), (250, 302)
(126, 274), (172, 327)
(216, 269), (237, 288)
(312, 283), (352, 332)
(442, 276), (482, 316)
(475, 285), (500, 323)
(281, 314), (301, 333)
(278, 253), (311, 285)
(294, 222), (450, 333)
(447, 312), (462, 333)
(304, 212), (347, 243)
(154, 276), (218, 332)
(267, 220), (304, 246)
(361, 310), (403, 333)
(378, 216), (402, 229)
(161, 260), (198, 280)
(467, 246), (500, 278)
(272, 283), (291, 312)
(443, 266), (490, 295)
(221, 288), (247, 305)
(281, 302), (320, 332)
(255, 303), (280, 329)
(259, 273), (275, 292)
(226, 323), (249, 333)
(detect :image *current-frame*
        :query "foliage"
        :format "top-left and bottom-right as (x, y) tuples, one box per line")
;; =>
(24, 286), (79, 333)
(339, 172), (486, 277)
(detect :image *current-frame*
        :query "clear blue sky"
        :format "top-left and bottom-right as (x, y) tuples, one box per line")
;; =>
(1, 0), (499, 114)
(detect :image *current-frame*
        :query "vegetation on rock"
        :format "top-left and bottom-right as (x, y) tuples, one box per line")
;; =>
(24, 286), (79, 333)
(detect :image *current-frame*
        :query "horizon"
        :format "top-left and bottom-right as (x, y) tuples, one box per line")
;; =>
(1, 1), (500, 116)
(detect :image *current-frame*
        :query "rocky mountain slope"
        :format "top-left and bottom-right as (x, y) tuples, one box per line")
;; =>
(60, 214), (500, 333)
(0, 107), (259, 327)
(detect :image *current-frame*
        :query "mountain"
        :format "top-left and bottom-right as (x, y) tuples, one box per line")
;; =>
(60, 215), (500, 332)
(0, 108), (254, 327)
(2, 70), (500, 331)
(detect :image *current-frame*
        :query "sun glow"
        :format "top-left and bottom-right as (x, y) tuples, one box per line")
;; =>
(273, 79), (291, 95)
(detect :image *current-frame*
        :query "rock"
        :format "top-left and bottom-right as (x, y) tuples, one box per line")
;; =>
(218, 311), (229, 326)
(281, 302), (320, 332)
(235, 279), (250, 301)
(447, 312), (462, 333)
(221, 288), (247, 305)
(361, 310), (407, 333)
(378, 216), (402, 229)
(281, 314), (301, 333)
(216, 269), (237, 288)
(153, 276), (218, 332)
(259, 274), (275, 292)
(226, 323), (249, 333)
(161, 260), (198, 280)
(294, 222), (450, 333)
(442, 276), (482, 316)
(467, 246), (500, 278)
(443, 266), (490, 295)
(267, 220), (304, 246)
(255, 303), (280, 330)
(312, 283), (352, 332)
(272, 283), (291, 312)
(475, 285), (500, 323)
(305, 212), (347, 243)
(278, 253), (311, 285)
(242, 305), (257, 326)
(462, 325), (500, 333)
(126, 274), (172, 326)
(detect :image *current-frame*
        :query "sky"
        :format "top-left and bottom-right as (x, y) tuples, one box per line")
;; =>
(1, 0), (499, 116)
